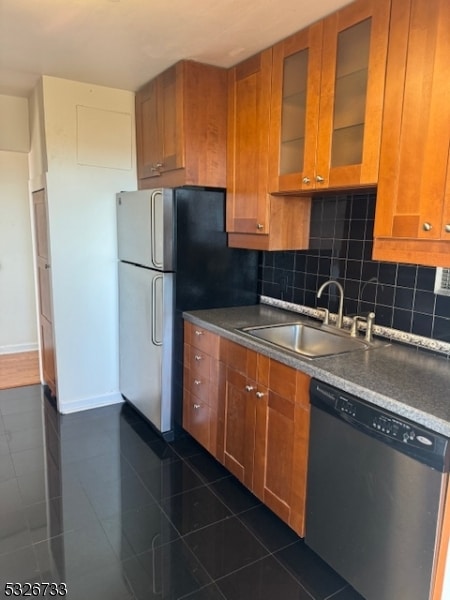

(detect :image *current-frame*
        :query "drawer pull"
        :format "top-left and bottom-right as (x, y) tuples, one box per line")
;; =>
(194, 379), (202, 386)
(193, 404), (201, 410)
(194, 355), (203, 361)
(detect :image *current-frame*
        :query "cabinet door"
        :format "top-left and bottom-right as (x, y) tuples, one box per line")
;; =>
(316, 0), (390, 190)
(373, 0), (450, 267)
(253, 362), (310, 537)
(136, 78), (162, 179)
(269, 22), (323, 193)
(226, 49), (272, 236)
(222, 366), (258, 488)
(159, 64), (184, 174)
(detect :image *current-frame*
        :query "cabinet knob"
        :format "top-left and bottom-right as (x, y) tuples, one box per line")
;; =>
(193, 404), (201, 410)
(194, 379), (201, 386)
(255, 391), (265, 398)
(155, 162), (164, 169)
(445, 224), (450, 233)
(245, 385), (254, 392)
(302, 177), (311, 184)
(44, 263), (51, 269)
(194, 330), (204, 336)
(194, 355), (203, 361)
(423, 222), (433, 232)
(315, 175), (325, 183)
(256, 223), (264, 230)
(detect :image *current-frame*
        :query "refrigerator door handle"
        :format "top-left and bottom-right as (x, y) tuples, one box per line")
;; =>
(152, 275), (163, 346)
(150, 190), (163, 270)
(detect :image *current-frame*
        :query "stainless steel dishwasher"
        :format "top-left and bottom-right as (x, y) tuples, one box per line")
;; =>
(306, 379), (450, 600)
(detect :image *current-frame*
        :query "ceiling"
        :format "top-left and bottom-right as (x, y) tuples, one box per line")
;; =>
(0, 0), (352, 98)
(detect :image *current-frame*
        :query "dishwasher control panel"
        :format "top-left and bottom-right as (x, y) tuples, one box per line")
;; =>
(312, 380), (450, 471)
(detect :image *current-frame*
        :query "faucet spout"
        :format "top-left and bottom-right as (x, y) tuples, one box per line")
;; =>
(317, 280), (345, 329)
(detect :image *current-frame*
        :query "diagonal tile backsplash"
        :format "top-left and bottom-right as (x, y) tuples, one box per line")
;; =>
(259, 191), (450, 344)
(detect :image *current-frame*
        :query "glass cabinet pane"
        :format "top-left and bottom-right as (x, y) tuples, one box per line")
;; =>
(331, 18), (371, 168)
(280, 49), (308, 175)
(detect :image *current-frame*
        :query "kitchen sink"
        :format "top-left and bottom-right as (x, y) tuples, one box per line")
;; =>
(239, 321), (383, 359)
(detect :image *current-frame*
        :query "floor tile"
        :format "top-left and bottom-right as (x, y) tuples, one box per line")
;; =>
(169, 434), (205, 460)
(327, 584), (365, 599)
(137, 458), (205, 503)
(11, 447), (46, 477)
(237, 504), (300, 552)
(6, 425), (44, 453)
(0, 453), (15, 483)
(0, 477), (24, 513)
(101, 502), (180, 560)
(208, 476), (261, 515)
(216, 555), (312, 600)
(183, 453), (231, 485)
(121, 435), (178, 474)
(122, 537), (212, 600)
(33, 521), (120, 580)
(161, 486), (232, 536)
(0, 545), (40, 583)
(64, 563), (135, 600)
(184, 516), (268, 580)
(0, 506), (32, 556)
(275, 540), (349, 600)
(3, 409), (43, 434)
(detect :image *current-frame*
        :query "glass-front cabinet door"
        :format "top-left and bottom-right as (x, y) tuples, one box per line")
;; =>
(269, 0), (390, 193)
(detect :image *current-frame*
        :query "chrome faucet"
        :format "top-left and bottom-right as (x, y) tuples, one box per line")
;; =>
(317, 280), (344, 329)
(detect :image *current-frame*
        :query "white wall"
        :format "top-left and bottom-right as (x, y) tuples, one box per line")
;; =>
(0, 95), (38, 354)
(40, 76), (136, 413)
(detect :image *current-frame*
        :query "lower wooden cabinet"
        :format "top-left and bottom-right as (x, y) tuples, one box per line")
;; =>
(183, 322), (220, 458)
(183, 323), (311, 538)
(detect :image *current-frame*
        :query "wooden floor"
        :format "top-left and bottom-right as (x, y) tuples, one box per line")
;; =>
(0, 351), (40, 390)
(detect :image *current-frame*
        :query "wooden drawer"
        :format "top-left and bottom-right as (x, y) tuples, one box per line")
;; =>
(185, 344), (214, 380)
(185, 322), (220, 357)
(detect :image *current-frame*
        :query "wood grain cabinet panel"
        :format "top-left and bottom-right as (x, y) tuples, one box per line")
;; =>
(373, 0), (450, 267)
(136, 60), (227, 189)
(217, 338), (311, 536)
(182, 322), (221, 457)
(226, 50), (312, 251)
(269, 0), (390, 194)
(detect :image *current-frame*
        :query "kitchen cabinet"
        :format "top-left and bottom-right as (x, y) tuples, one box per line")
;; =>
(269, 0), (390, 193)
(218, 338), (311, 536)
(182, 322), (221, 458)
(136, 60), (227, 189)
(226, 49), (312, 251)
(373, 0), (450, 268)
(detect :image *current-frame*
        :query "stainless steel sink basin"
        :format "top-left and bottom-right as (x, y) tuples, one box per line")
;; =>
(239, 322), (377, 358)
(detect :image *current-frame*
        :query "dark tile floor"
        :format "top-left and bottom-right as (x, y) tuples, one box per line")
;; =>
(0, 385), (364, 600)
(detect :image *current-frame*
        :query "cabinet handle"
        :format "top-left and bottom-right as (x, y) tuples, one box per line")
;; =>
(245, 385), (254, 392)
(423, 222), (433, 232)
(256, 223), (264, 230)
(255, 391), (265, 398)
(302, 177), (311, 184)
(155, 162), (164, 168)
(444, 224), (450, 233)
(194, 355), (203, 361)
(193, 404), (201, 410)
(194, 330), (204, 336)
(194, 379), (201, 385)
(44, 263), (51, 269)
(315, 175), (325, 183)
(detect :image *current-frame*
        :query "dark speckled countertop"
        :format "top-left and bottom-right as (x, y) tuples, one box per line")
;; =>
(183, 304), (450, 437)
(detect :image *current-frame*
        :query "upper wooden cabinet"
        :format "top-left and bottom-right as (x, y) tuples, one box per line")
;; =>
(136, 60), (227, 189)
(226, 50), (312, 251)
(373, 0), (450, 267)
(269, 0), (391, 193)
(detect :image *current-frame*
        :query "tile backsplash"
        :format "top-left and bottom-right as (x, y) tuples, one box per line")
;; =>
(259, 191), (450, 343)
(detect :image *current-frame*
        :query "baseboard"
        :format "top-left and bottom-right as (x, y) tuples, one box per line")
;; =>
(0, 343), (39, 355)
(58, 391), (124, 414)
